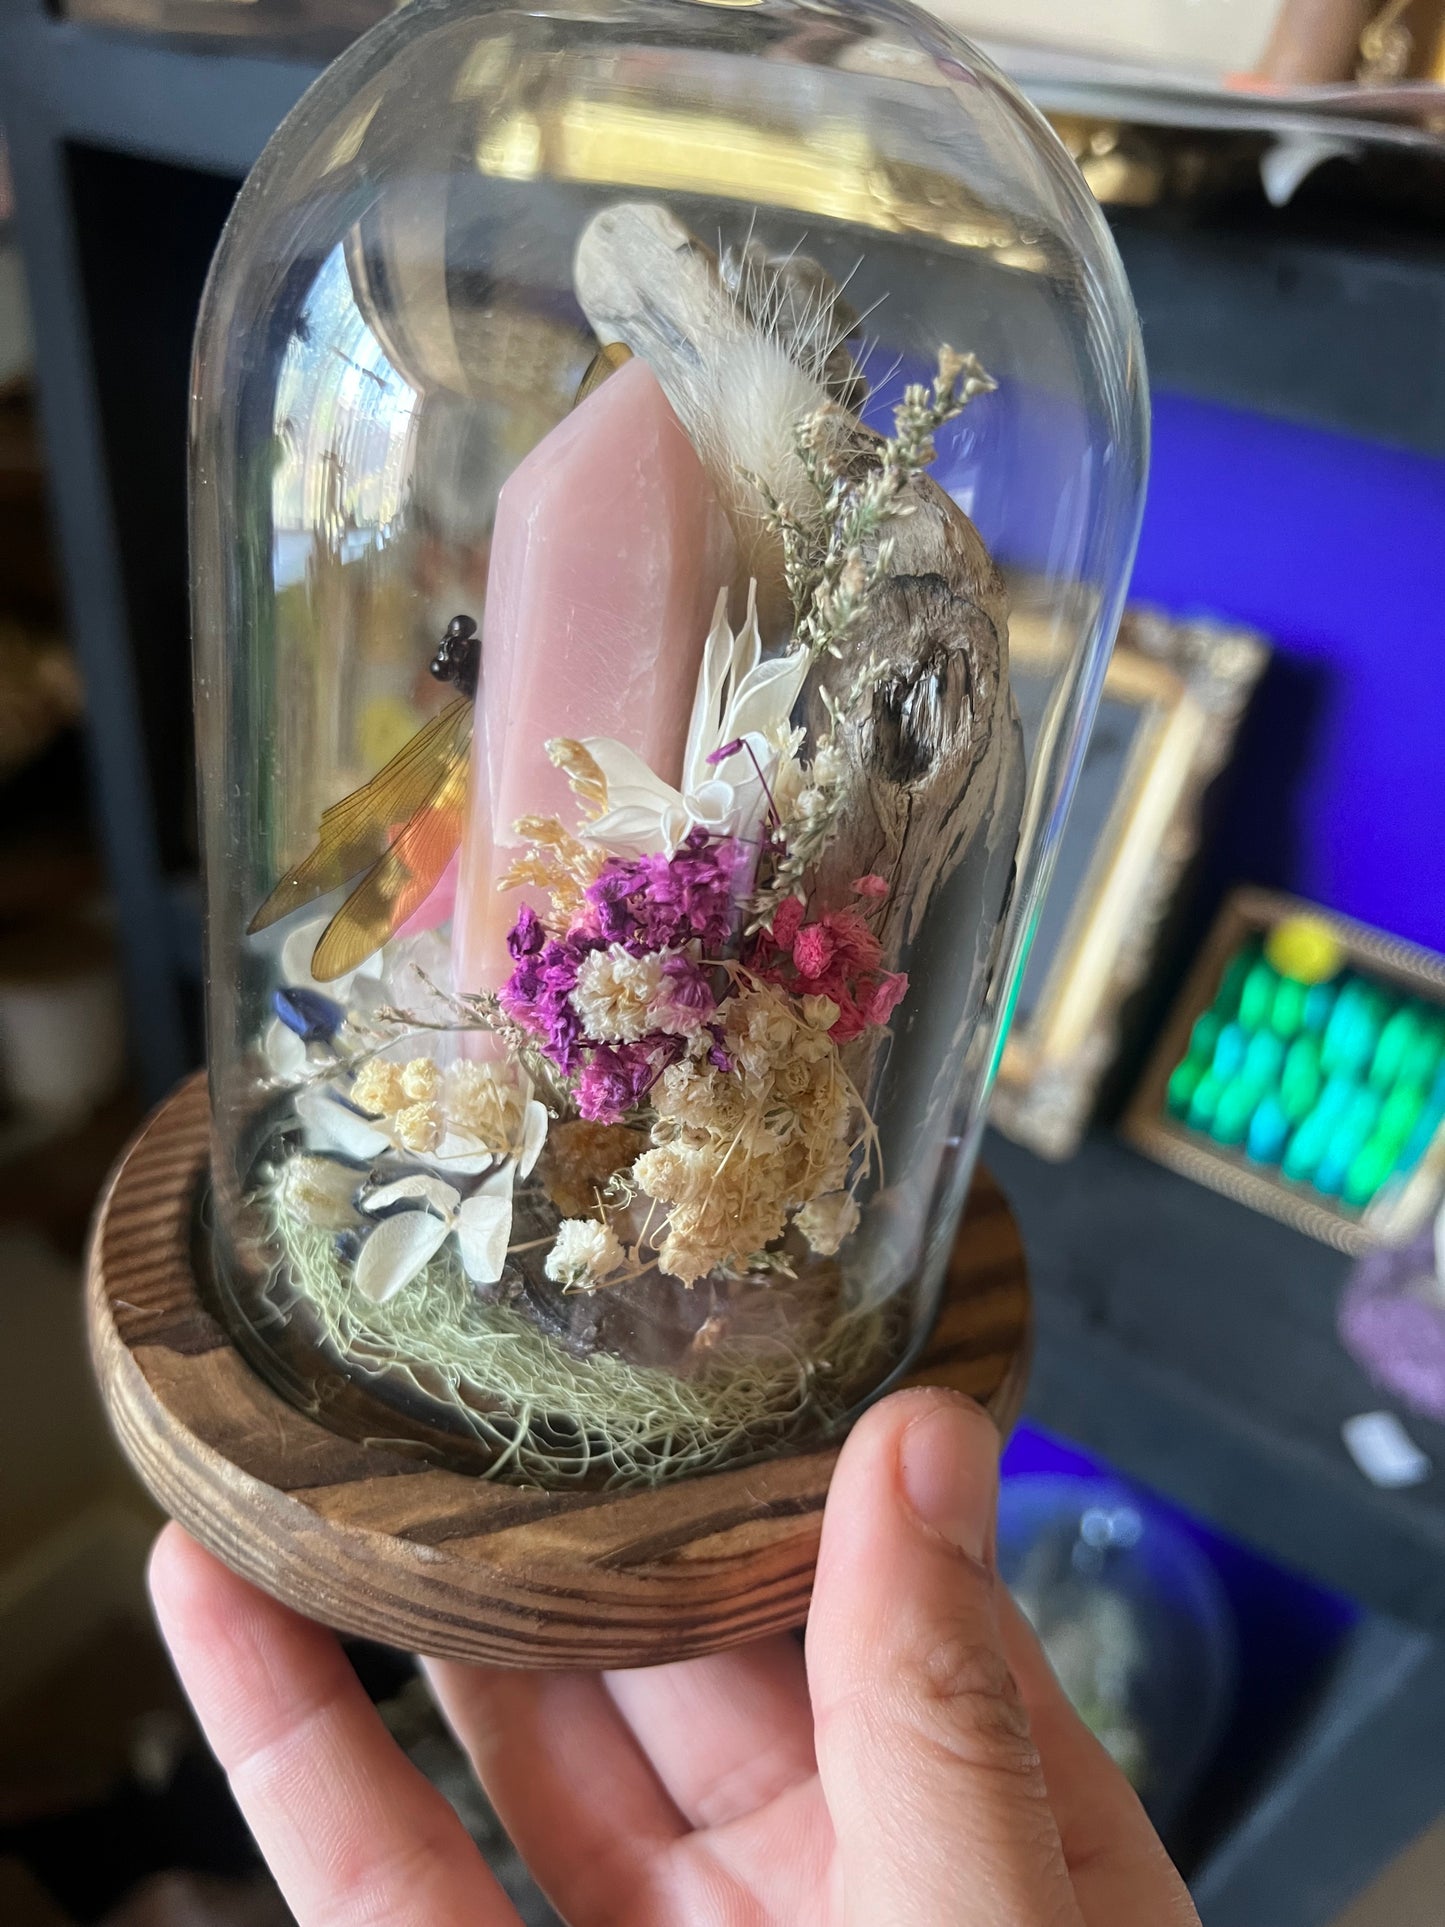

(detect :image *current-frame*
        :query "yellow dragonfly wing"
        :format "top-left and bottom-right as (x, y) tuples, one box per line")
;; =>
(249, 698), (473, 974)
(308, 733), (472, 981)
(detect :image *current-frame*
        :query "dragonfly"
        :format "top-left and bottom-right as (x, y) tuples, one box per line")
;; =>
(248, 614), (480, 981)
(250, 344), (634, 982)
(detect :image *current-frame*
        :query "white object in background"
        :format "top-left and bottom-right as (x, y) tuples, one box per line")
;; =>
(1260, 133), (1360, 203)
(924, 0), (1280, 78)
(1341, 1411), (1433, 1489)
(0, 960), (125, 1122)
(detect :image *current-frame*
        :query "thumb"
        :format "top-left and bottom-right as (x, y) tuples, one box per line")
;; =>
(807, 1388), (1083, 1927)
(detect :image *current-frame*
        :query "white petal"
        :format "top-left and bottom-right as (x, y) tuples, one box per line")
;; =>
(725, 650), (810, 744)
(278, 1155), (361, 1229)
(581, 738), (677, 805)
(683, 586), (737, 791)
(354, 1211), (450, 1303)
(687, 778), (738, 825)
(362, 1174), (461, 1218)
(583, 805), (670, 856)
(455, 1194), (513, 1284)
(262, 1015), (308, 1082)
(658, 799), (693, 854)
(280, 917), (356, 1000)
(735, 578), (762, 683)
(413, 1130), (494, 1177)
(295, 1086), (390, 1159)
(518, 1099), (549, 1177)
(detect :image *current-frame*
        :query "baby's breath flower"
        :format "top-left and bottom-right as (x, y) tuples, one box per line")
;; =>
(442, 1060), (528, 1150)
(545, 1218), (626, 1290)
(802, 993), (841, 1031)
(351, 1059), (405, 1117)
(400, 1057), (441, 1103)
(393, 1100), (444, 1154)
(634, 979), (864, 1285)
(795, 1189), (860, 1257)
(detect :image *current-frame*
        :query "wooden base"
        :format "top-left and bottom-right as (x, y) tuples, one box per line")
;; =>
(87, 1075), (1029, 1669)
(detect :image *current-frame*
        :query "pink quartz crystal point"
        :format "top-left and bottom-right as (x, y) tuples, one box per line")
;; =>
(453, 355), (736, 995)
(395, 850), (457, 942)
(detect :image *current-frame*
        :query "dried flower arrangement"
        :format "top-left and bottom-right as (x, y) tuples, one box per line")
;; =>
(245, 200), (1017, 1483)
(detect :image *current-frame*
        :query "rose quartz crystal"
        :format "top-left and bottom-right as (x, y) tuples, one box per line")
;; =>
(453, 357), (735, 994)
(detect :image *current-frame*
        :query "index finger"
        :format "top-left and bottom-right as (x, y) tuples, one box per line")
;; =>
(149, 1525), (519, 1927)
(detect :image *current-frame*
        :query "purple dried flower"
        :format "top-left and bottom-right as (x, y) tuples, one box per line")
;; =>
(506, 903), (545, 960)
(500, 931), (599, 1071)
(582, 836), (746, 955)
(657, 951), (715, 1020)
(575, 1038), (682, 1124)
(706, 739), (744, 767)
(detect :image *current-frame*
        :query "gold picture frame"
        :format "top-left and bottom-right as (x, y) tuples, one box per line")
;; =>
(1124, 888), (1445, 1254)
(991, 605), (1268, 1159)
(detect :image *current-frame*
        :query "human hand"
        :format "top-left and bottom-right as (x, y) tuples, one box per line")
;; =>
(149, 1387), (1200, 1926)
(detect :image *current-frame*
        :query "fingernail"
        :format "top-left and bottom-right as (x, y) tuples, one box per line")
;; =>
(898, 1398), (998, 1562)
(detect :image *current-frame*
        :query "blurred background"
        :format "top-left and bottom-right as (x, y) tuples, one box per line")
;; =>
(1, 0), (1444, 1921)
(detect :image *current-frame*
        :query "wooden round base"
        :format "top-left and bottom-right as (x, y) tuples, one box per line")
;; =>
(87, 1075), (1029, 1669)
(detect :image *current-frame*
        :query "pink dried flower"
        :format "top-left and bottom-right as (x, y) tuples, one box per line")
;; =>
(749, 898), (908, 1044)
(864, 971), (909, 1027)
(793, 922), (837, 979)
(770, 896), (805, 947)
(852, 873), (889, 898)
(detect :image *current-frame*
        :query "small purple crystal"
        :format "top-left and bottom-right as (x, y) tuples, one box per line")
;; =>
(1338, 1230), (1445, 1425)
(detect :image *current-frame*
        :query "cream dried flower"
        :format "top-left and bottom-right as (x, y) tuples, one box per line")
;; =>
(802, 993), (841, 1032)
(351, 1059), (405, 1117)
(580, 585), (810, 859)
(634, 979), (861, 1285)
(571, 945), (666, 1044)
(443, 1059), (528, 1149)
(394, 1100), (444, 1155)
(545, 1218), (626, 1291)
(278, 1155), (359, 1230)
(795, 1189), (860, 1257)
(400, 1057), (442, 1103)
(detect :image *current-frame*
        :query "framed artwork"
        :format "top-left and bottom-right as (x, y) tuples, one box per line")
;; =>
(1125, 888), (1445, 1254)
(991, 605), (1267, 1159)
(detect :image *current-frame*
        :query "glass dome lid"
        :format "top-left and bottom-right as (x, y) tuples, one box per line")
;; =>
(191, 0), (1147, 1487)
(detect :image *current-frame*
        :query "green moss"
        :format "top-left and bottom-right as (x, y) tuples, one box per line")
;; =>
(274, 1209), (888, 1488)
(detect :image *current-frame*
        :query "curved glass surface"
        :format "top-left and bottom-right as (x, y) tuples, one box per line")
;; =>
(192, 0), (1148, 1485)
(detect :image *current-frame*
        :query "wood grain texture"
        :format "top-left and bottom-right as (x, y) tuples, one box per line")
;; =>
(88, 1074), (1029, 1669)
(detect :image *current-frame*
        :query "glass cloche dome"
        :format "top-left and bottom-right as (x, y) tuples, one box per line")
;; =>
(191, 0), (1147, 1487)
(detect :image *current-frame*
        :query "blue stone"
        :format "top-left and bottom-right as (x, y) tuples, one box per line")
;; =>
(273, 984), (344, 1043)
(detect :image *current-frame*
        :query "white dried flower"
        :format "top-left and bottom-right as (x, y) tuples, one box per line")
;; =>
(579, 584), (810, 858)
(572, 945), (666, 1043)
(400, 1057), (442, 1102)
(393, 1099), (444, 1154)
(278, 1155), (360, 1230)
(795, 1189), (860, 1256)
(802, 993), (841, 1032)
(443, 1059), (527, 1146)
(351, 1059), (405, 1117)
(633, 980), (862, 1284)
(545, 1218), (626, 1290)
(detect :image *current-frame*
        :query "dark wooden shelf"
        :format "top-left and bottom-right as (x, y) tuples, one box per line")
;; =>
(989, 1127), (1445, 1629)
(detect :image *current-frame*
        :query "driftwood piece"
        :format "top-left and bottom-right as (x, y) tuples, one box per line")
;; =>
(574, 200), (1015, 982)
